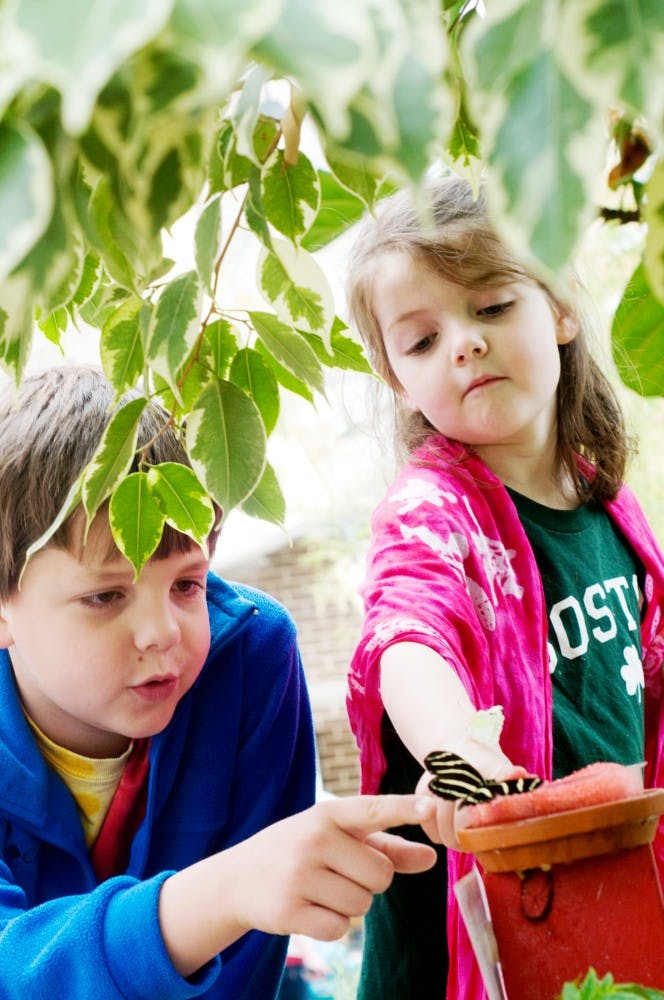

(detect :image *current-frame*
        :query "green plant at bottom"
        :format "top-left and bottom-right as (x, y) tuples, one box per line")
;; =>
(559, 968), (664, 999)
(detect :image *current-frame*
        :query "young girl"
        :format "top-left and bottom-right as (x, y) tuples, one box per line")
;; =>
(345, 174), (664, 1000)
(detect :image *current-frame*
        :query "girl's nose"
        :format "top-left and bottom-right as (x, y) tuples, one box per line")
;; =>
(133, 603), (181, 653)
(452, 328), (488, 365)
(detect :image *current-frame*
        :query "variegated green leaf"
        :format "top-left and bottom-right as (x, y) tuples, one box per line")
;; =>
(558, 0), (664, 126)
(0, 271), (34, 383)
(245, 164), (275, 252)
(202, 318), (240, 379)
(21, 480), (83, 581)
(301, 170), (366, 251)
(257, 239), (334, 343)
(253, 0), (374, 138)
(72, 252), (104, 308)
(644, 160), (664, 305)
(323, 151), (382, 212)
(261, 148), (320, 244)
(101, 297), (148, 396)
(3, 0), (174, 133)
(109, 471), (166, 576)
(186, 378), (266, 510)
(302, 317), (373, 374)
(241, 461), (285, 526)
(81, 396), (148, 525)
(253, 339), (315, 403)
(146, 461), (215, 549)
(231, 62), (272, 165)
(0, 121), (53, 282)
(249, 310), (324, 395)
(89, 177), (139, 292)
(16, 186), (83, 313)
(229, 346), (280, 435)
(170, 0), (280, 99)
(194, 193), (222, 294)
(145, 270), (203, 399)
(38, 307), (68, 347)
(612, 263), (664, 398)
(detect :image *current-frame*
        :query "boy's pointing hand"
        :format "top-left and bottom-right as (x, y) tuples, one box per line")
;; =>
(159, 794), (437, 977)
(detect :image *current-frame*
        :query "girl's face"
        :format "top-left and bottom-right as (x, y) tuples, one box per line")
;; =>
(373, 251), (576, 467)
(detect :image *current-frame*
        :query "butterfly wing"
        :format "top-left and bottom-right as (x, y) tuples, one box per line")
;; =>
(424, 750), (493, 803)
(424, 750), (543, 806)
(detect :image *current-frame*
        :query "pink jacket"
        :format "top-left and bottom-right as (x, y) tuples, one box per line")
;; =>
(347, 436), (664, 1000)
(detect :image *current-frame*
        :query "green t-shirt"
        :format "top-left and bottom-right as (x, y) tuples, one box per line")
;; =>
(509, 490), (644, 779)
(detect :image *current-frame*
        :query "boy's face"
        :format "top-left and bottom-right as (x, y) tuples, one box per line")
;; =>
(0, 521), (212, 757)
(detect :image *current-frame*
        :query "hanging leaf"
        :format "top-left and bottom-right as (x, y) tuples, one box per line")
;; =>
(301, 170), (366, 251)
(3, 0), (174, 133)
(0, 272), (34, 383)
(612, 263), (664, 398)
(257, 238), (334, 344)
(261, 148), (320, 244)
(229, 346), (280, 435)
(302, 317), (373, 374)
(253, 339), (316, 403)
(194, 193), (223, 294)
(241, 461), (286, 526)
(21, 480), (83, 579)
(0, 121), (53, 282)
(644, 159), (664, 304)
(146, 461), (215, 549)
(81, 396), (148, 526)
(249, 310), (325, 395)
(145, 269), (203, 400)
(557, 0), (664, 129)
(101, 297), (148, 397)
(109, 471), (166, 576)
(323, 150), (383, 211)
(186, 378), (266, 510)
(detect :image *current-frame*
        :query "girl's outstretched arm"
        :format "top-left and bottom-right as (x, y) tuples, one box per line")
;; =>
(380, 641), (524, 848)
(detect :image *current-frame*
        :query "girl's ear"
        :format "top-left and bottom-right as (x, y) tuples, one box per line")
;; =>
(556, 312), (578, 345)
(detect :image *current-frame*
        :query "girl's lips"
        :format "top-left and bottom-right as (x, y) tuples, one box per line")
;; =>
(464, 375), (504, 397)
(130, 676), (179, 703)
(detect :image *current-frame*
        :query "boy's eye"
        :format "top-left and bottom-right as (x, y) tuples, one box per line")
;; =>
(477, 301), (513, 318)
(173, 579), (206, 597)
(81, 590), (123, 608)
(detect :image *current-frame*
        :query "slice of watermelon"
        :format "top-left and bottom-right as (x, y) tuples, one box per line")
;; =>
(465, 761), (644, 828)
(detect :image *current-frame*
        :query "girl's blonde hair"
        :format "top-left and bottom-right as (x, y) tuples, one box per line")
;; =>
(347, 173), (630, 501)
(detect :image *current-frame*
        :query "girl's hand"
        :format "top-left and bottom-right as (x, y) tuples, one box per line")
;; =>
(415, 757), (530, 850)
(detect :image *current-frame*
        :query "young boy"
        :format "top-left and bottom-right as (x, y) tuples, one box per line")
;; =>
(0, 365), (436, 999)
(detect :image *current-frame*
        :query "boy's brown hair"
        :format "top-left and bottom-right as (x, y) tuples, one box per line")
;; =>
(347, 173), (630, 502)
(0, 365), (218, 598)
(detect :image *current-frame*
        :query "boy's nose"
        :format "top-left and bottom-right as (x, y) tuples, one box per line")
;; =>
(133, 604), (181, 652)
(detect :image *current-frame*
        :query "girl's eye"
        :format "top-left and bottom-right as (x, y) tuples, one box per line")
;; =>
(81, 591), (123, 608)
(478, 300), (513, 318)
(408, 333), (436, 355)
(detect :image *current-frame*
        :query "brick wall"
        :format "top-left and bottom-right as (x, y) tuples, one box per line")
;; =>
(221, 536), (363, 797)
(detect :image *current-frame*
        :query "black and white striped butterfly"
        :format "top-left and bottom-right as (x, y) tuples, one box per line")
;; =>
(424, 750), (543, 808)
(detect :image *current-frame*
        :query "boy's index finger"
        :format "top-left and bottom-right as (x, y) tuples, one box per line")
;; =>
(329, 794), (435, 837)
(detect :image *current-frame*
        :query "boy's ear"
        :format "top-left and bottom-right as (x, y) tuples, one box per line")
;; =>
(0, 605), (14, 649)
(556, 312), (578, 345)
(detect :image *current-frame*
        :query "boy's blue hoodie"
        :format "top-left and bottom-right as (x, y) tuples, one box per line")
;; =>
(0, 573), (316, 998)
